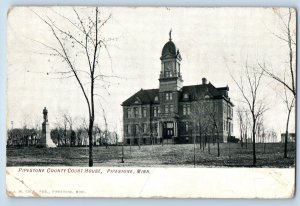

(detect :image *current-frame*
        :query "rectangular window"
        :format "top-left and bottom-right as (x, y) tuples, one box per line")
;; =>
(185, 122), (189, 132)
(154, 123), (158, 134)
(165, 92), (172, 101)
(153, 107), (157, 117)
(126, 108), (131, 118)
(134, 107), (139, 118)
(187, 105), (190, 115)
(142, 107), (147, 117)
(183, 104), (190, 115)
(143, 124), (147, 133)
(133, 124), (139, 135)
(166, 93), (169, 100)
(170, 104), (174, 113)
(127, 125), (131, 135)
(165, 105), (169, 113)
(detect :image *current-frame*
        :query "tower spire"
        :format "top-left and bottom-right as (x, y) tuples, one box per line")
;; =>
(169, 29), (172, 41)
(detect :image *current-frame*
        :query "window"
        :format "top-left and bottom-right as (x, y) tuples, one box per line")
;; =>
(153, 107), (157, 117)
(143, 124), (147, 133)
(183, 104), (190, 115)
(154, 96), (158, 101)
(170, 104), (174, 113)
(185, 122), (189, 132)
(183, 93), (189, 99)
(153, 106), (160, 117)
(133, 124), (139, 135)
(164, 105), (169, 113)
(165, 71), (170, 77)
(154, 123), (158, 134)
(126, 108), (131, 118)
(134, 107), (139, 118)
(142, 107), (147, 117)
(165, 92), (173, 101)
(187, 105), (190, 115)
(163, 105), (174, 114)
(126, 125), (131, 135)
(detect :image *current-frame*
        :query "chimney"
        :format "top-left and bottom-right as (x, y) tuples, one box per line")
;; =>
(202, 78), (207, 85)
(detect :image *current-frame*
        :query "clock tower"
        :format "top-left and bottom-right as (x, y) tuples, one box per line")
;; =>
(158, 31), (183, 144)
(159, 30), (183, 92)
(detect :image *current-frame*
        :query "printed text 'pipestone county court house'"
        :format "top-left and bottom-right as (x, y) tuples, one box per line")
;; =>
(122, 32), (234, 145)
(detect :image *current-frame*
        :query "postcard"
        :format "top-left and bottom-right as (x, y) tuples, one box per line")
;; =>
(6, 7), (296, 198)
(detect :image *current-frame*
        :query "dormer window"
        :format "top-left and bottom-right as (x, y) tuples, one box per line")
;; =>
(204, 95), (210, 99)
(154, 96), (158, 102)
(183, 93), (189, 99)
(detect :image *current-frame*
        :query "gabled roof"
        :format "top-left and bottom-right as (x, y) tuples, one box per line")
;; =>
(122, 83), (233, 106)
(122, 89), (159, 106)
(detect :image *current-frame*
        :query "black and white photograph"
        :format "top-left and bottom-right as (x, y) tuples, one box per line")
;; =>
(6, 7), (296, 198)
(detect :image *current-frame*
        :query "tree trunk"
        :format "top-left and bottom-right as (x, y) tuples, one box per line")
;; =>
(88, 118), (94, 167)
(240, 125), (243, 148)
(252, 119), (256, 166)
(193, 136), (196, 167)
(284, 103), (293, 158)
(208, 135), (210, 154)
(217, 131), (220, 157)
(245, 131), (248, 148)
(199, 134), (202, 150)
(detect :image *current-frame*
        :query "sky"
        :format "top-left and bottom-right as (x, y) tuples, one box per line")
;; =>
(6, 7), (296, 138)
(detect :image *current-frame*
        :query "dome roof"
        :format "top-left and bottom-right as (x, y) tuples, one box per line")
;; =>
(160, 40), (181, 60)
(162, 40), (177, 56)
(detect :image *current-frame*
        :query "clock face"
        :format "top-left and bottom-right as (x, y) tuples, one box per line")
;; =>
(165, 62), (173, 70)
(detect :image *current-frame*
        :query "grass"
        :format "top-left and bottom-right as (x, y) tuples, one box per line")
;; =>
(6, 143), (295, 167)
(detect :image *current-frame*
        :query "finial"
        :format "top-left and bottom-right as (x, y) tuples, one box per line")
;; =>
(169, 29), (172, 41)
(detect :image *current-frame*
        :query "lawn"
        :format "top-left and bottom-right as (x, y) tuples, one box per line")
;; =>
(6, 143), (295, 167)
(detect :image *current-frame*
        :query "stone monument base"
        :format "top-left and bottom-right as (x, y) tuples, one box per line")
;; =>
(39, 122), (56, 148)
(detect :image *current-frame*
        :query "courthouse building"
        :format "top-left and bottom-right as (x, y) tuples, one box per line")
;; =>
(122, 33), (234, 145)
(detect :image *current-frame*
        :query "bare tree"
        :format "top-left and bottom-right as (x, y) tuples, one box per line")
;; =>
(63, 114), (75, 146)
(77, 117), (89, 146)
(259, 8), (296, 158)
(32, 7), (115, 166)
(101, 107), (109, 149)
(260, 9), (296, 97)
(231, 64), (267, 166)
(191, 98), (209, 152)
(237, 107), (245, 147)
(54, 115), (68, 146)
(283, 85), (295, 158)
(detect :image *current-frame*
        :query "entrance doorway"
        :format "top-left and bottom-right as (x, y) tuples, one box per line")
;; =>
(163, 122), (174, 144)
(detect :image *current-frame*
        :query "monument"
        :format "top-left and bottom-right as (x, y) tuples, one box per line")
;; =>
(39, 107), (56, 148)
